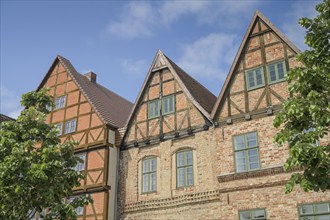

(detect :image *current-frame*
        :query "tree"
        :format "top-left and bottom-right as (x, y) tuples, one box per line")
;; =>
(0, 89), (92, 220)
(274, 0), (330, 193)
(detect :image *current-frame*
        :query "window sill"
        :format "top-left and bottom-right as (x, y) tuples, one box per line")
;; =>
(217, 166), (295, 183)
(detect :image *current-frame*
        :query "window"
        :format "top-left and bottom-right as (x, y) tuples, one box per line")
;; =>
(176, 150), (193, 188)
(239, 209), (266, 220)
(246, 67), (264, 90)
(69, 197), (84, 216)
(55, 123), (63, 136)
(64, 119), (76, 134)
(142, 157), (157, 193)
(74, 153), (86, 172)
(234, 132), (260, 173)
(267, 60), (286, 83)
(299, 202), (330, 220)
(148, 100), (160, 119)
(46, 104), (52, 112)
(38, 208), (47, 220)
(55, 95), (66, 109)
(162, 95), (174, 115)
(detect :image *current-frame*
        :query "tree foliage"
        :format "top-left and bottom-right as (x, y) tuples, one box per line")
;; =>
(0, 89), (92, 220)
(274, 0), (330, 193)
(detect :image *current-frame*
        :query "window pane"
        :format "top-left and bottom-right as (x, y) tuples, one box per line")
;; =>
(142, 160), (149, 173)
(151, 173), (156, 191)
(150, 158), (156, 172)
(148, 100), (160, 118)
(186, 166), (193, 186)
(269, 64), (277, 81)
(169, 96), (174, 112)
(277, 62), (285, 79)
(186, 151), (193, 166)
(177, 152), (185, 167)
(255, 69), (263, 85)
(235, 151), (246, 172)
(234, 135), (245, 150)
(177, 168), (185, 187)
(142, 174), (149, 192)
(318, 215), (330, 220)
(315, 203), (330, 214)
(246, 132), (257, 147)
(253, 209), (266, 218)
(248, 71), (255, 88)
(239, 211), (251, 220)
(299, 205), (314, 215)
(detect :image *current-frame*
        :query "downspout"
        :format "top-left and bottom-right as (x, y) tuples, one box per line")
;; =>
(114, 147), (119, 220)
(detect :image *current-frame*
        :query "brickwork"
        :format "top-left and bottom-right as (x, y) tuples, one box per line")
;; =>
(118, 12), (330, 220)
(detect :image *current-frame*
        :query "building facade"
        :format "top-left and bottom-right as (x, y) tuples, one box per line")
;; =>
(36, 56), (133, 219)
(118, 11), (330, 220)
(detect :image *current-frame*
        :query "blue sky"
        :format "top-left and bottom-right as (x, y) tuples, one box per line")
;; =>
(0, 0), (320, 118)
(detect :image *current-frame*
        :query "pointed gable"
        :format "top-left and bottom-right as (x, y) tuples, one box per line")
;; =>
(38, 55), (133, 128)
(123, 50), (216, 146)
(211, 10), (301, 122)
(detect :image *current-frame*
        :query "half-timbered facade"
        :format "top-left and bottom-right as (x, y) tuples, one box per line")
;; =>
(36, 56), (133, 220)
(118, 11), (330, 220)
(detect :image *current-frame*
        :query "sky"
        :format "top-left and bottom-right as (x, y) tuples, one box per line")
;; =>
(0, 0), (320, 119)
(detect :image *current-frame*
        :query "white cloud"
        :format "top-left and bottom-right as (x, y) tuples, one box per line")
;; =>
(178, 33), (239, 80)
(106, 2), (154, 39)
(282, 1), (320, 50)
(119, 58), (149, 77)
(105, 1), (261, 39)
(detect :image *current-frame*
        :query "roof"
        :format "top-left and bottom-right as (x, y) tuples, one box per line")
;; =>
(38, 55), (133, 128)
(123, 50), (216, 140)
(210, 10), (301, 119)
(165, 56), (216, 114)
(0, 113), (15, 123)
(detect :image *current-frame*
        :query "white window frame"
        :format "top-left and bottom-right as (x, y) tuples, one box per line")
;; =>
(64, 119), (77, 134)
(54, 95), (66, 110)
(298, 202), (330, 220)
(148, 99), (160, 119)
(267, 60), (287, 84)
(239, 209), (266, 220)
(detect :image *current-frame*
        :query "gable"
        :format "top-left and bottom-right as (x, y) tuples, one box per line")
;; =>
(123, 51), (214, 147)
(40, 60), (107, 149)
(211, 11), (301, 124)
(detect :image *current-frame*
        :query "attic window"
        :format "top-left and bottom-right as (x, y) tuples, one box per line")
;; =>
(148, 100), (160, 119)
(54, 95), (66, 109)
(162, 95), (175, 115)
(245, 66), (264, 90)
(267, 60), (286, 84)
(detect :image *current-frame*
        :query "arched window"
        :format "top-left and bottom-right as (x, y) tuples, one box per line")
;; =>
(176, 150), (193, 188)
